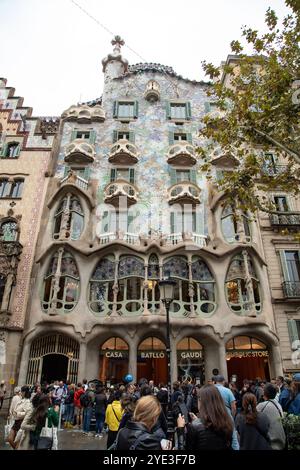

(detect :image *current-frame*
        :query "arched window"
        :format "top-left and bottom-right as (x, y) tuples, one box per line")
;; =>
(53, 195), (84, 240)
(163, 256), (190, 315)
(221, 205), (251, 243)
(0, 220), (18, 241)
(192, 257), (216, 315)
(226, 252), (261, 315)
(118, 256), (144, 315)
(89, 256), (115, 315)
(42, 250), (80, 313)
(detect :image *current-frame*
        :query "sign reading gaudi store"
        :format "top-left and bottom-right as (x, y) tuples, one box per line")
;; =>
(138, 351), (166, 359)
(177, 351), (203, 360)
(101, 351), (129, 359)
(226, 350), (269, 359)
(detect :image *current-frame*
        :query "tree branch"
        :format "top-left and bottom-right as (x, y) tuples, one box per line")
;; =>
(248, 127), (300, 164)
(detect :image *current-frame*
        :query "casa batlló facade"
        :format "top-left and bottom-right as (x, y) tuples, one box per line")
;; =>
(1, 38), (300, 391)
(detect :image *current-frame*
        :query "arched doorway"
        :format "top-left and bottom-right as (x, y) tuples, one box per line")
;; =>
(177, 337), (204, 384)
(26, 333), (79, 385)
(99, 337), (129, 385)
(137, 337), (167, 385)
(226, 336), (270, 388)
(41, 354), (68, 383)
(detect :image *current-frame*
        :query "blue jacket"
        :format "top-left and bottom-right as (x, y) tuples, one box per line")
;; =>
(288, 393), (300, 416)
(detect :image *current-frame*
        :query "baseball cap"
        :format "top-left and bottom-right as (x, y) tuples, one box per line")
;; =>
(213, 375), (225, 383)
(292, 373), (300, 383)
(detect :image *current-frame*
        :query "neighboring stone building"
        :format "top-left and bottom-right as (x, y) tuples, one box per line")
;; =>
(0, 78), (58, 392)
(16, 39), (298, 389)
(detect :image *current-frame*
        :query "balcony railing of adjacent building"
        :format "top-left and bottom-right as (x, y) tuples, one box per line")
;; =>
(98, 231), (207, 247)
(60, 173), (89, 191)
(108, 139), (139, 165)
(167, 142), (196, 166)
(282, 281), (300, 299)
(261, 164), (287, 176)
(270, 212), (300, 228)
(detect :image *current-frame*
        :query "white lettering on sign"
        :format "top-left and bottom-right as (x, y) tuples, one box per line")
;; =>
(226, 350), (269, 359)
(180, 351), (202, 359)
(105, 351), (124, 358)
(140, 352), (165, 359)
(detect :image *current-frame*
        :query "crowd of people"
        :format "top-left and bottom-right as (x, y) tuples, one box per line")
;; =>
(2, 373), (300, 450)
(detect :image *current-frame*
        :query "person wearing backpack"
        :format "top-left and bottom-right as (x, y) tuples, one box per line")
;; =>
(256, 383), (286, 450)
(105, 391), (123, 448)
(82, 383), (95, 435)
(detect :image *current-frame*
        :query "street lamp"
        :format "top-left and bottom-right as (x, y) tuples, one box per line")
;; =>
(158, 277), (176, 439)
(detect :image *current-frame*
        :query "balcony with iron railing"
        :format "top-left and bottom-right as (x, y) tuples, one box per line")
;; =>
(168, 181), (201, 205)
(282, 281), (300, 299)
(104, 179), (138, 206)
(269, 212), (300, 229)
(167, 142), (196, 166)
(108, 139), (139, 165)
(261, 164), (287, 176)
(64, 139), (95, 164)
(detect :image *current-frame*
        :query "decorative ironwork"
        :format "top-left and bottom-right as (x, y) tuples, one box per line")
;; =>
(283, 281), (300, 298)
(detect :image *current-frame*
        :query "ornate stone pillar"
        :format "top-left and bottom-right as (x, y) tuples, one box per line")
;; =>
(242, 249), (256, 317)
(60, 193), (71, 239)
(188, 258), (196, 317)
(77, 341), (87, 382)
(49, 247), (64, 315)
(1, 272), (14, 312)
(217, 342), (228, 381)
(111, 256), (119, 316)
(269, 343), (284, 378)
(128, 342), (137, 382)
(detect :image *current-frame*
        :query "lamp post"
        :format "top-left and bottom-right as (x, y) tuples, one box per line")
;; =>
(158, 277), (176, 439)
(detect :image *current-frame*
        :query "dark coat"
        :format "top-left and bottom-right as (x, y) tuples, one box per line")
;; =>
(186, 418), (232, 451)
(116, 420), (162, 450)
(235, 412), (272, 450)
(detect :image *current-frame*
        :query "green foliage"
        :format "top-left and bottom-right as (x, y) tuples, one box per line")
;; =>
(200, 1), (300, 215)
(282, 413), (300, 450)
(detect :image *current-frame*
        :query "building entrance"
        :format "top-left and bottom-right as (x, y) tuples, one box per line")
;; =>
(99, 337), (129, 385)
(137, 337), (167, 385)
(226, 336), (270, 388)
(177, 337), (204, 384)
(41, 354), (68, 383)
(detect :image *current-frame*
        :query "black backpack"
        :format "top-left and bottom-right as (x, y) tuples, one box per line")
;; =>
(80, 392), (90, 408)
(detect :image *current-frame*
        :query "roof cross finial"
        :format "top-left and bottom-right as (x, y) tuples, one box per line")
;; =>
(111, 35), (125, 54)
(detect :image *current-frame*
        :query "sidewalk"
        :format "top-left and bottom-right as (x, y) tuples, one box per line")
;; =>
(0, 415), (107, 450)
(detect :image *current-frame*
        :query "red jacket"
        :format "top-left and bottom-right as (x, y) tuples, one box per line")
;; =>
(74, 388), (84, 408)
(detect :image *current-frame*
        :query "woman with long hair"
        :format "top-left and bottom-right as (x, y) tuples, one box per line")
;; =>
(116, 395), (164, 450)
(18, 393), (59, 450)
(186, 384), (233, 451)
(235, 392), (271, 450)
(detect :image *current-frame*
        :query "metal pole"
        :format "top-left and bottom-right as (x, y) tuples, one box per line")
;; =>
(164, 301), (174, 442)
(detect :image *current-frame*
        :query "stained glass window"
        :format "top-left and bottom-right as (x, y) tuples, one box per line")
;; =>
(53, 196), (84, 240)
(163, 256), (189, 279)
(42, 250), (80, 313)
(226, 252), (261, 314)
(0, 221), (17, 241)
(118, 256), (144, 278)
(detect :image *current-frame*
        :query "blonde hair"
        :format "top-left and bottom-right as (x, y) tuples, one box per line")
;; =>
(133, 395), (161, 430)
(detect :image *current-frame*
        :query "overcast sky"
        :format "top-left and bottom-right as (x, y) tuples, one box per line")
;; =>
(0, 0), (290, 116)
